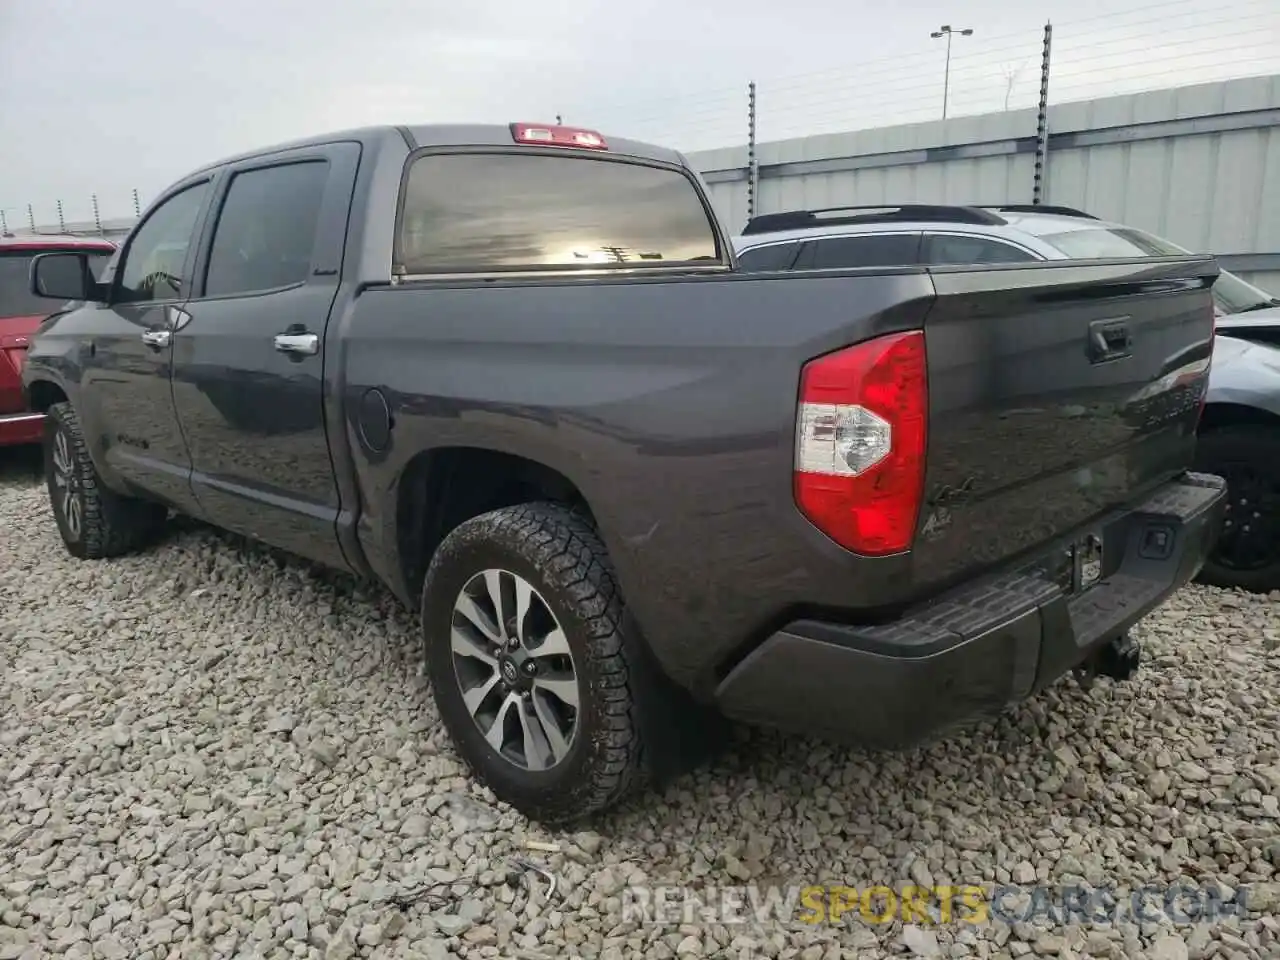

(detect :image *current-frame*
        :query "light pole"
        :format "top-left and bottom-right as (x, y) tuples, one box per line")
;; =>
(931, 24), (973, 120)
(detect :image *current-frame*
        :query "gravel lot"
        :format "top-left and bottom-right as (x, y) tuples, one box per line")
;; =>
(2, 448), (1279, 960)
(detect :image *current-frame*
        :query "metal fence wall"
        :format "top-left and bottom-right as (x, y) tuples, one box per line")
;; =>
(11, 76), (1280, 293)
(686, 73), (1280, 292)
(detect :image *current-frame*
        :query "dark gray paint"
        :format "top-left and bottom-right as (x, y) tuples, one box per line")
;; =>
(49, 175), (218, 515)
(169, 141), (362, 569)
(715, 474), (1224, 745)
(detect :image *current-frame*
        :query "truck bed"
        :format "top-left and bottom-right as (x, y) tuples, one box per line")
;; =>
(341, 255), (1217, 693)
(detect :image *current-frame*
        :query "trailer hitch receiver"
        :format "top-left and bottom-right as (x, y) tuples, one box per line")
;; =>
(1094, 632), (1141, 682)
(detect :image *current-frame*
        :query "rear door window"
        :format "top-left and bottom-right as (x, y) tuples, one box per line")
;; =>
(203, 161), (330, 297)
(397, 153), (720, 273)
(793, 234), (921, 270)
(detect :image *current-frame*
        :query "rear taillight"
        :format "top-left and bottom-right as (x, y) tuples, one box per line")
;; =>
(794, 330), (928, 556)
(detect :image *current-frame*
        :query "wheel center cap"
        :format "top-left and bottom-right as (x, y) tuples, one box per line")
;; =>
(500, 658), (519, 685)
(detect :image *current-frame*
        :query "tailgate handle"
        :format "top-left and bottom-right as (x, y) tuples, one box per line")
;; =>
(1088, 319), (1132, 363)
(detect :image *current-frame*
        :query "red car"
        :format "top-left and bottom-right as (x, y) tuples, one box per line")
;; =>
(0, 234), (116, 446)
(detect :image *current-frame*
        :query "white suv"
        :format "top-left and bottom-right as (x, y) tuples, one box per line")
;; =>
(732, 204), (1279, 318)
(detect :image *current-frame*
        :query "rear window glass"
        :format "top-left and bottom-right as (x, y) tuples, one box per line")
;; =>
(0, 249), (113, 318)
(397, 153), (719, 273)
(1034, 225), (1187, 260)
(1030, 223), (1276, 315)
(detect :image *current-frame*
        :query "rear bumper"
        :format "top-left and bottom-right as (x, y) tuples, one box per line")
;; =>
(0, 410), (44, 447)
(714, 472), (1227, 747)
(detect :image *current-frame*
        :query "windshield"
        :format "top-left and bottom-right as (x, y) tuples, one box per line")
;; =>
(0, 249), (113, 318)
(1033, 224), (1279, 316)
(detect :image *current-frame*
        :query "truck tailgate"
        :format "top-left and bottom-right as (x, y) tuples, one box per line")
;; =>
(914, 257), (1217, 588)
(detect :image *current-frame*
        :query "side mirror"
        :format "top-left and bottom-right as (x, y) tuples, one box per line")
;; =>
(29, 252), (105, 303)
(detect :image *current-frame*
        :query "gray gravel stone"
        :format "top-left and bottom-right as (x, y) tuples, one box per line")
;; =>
(1151, 933), (1190, 960)
(433, 912), (473, 937)
(903, 924), (943, 957)
(2, 456), (1279, 960)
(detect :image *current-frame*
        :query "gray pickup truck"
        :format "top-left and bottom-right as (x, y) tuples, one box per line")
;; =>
(22, 121), (1225, 821)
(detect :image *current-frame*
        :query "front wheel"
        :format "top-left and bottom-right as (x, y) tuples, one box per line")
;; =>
(43, 402), (167, 559)
(420, 502), (648, 822)
(1194, 424), (1280, 593)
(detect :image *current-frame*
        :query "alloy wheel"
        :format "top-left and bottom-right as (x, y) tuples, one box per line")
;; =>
(450, 568), (580, 771)
(51, 427), (82, 539)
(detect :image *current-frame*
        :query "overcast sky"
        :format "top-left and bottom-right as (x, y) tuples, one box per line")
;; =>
(2, 0), (1277, 225)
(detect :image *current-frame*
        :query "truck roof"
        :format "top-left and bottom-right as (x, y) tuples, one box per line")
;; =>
(188, 123), (688, 178)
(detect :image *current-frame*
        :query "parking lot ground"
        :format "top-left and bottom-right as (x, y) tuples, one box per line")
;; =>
(2, 448), (1279, 960)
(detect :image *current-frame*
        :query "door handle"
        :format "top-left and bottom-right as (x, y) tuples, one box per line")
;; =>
(141, 329), (171, 350)
(1087, 318), (1132, 364)
(273, 332), (319, 356)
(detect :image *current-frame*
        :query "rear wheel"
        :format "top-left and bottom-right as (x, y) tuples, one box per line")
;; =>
(43, 402), (167, 559)
(1193, 424), (1280, 593)
(421, 502), (648, 822)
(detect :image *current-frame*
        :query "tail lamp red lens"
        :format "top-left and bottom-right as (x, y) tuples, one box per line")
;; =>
(794, 330), (928, 556)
